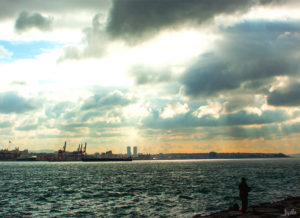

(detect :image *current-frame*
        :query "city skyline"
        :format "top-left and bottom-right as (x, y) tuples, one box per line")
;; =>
(1, 1), (300, 154)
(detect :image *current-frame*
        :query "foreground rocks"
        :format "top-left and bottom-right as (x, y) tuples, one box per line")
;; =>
(193, 196), (300, 217)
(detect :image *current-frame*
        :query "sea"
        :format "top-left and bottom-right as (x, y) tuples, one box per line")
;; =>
(1, 158), (300, 217)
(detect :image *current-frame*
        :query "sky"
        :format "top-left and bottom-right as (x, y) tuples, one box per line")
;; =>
(1, 0), (300, 154)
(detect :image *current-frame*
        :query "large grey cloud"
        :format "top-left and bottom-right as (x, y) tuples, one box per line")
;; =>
(81, 89), (134, 111)
(268, 81), (300, 106)
(106, 0), (280, 42)
(0, 0), (111, 20)
(59, 0), (286, 61)
(0, 92), (36, 114)
(140, 105), (296, 140)
(142, 109), (289, 129)
(15, 11), (53, 32)
(180, 20), (300, 99)
(181, 60), (241, 97)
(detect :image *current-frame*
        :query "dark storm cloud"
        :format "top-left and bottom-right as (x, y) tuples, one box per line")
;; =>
(142, 109), (289, 129)
(242, 78), (275, 93)
(181, 20), (300, 98)
(181, 61), (241, 97)
(15, 11), (53, 32)
(221, 110), (289, 126)
(268, 82), (300, 106)
(81, 90), (134, 111)
(106, 0), (280, 42)
(0, 92), (36, 114)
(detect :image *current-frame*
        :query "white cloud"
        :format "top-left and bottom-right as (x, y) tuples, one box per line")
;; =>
(161, 102), (189, 119)
(193, 101), (223, 119)
(0, 46), (12, 59)
(0, 0), (299, 153)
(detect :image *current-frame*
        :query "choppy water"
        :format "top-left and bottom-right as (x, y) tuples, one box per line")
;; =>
(1, 158), (300, 217)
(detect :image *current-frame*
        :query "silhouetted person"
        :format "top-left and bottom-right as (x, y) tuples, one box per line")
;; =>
(239, 177), (251, 213)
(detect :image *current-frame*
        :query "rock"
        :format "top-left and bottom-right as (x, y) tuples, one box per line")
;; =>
(193, 196), (300, 218)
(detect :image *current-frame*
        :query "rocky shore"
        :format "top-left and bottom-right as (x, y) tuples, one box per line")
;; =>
(193, 196), (300, 217)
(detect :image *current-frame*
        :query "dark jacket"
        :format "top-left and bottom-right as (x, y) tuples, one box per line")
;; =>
(239, 181), (251, 198)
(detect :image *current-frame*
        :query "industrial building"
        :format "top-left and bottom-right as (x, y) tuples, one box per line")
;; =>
(133, 146), (138, 156)
(127, 146), (131, 156)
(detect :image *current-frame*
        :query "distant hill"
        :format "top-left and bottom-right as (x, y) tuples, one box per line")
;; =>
(289, 154), (300, 158)
(150, 152), (290, 160)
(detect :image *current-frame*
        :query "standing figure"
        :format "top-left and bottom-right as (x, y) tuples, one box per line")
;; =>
(239, 177), (251, 213)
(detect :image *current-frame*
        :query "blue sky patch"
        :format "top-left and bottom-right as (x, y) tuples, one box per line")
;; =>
(0, 40), (64, 62)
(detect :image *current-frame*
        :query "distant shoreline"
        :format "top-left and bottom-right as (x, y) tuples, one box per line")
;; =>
(0, 150), (290, 161)
(0, 157), (292, 162)
(137, 152), (290, 160)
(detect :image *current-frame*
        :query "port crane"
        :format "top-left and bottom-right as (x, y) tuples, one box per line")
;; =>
(57, 141), (87, 161)
(77, 142), (87, 160)
(57, 141), (66, 160)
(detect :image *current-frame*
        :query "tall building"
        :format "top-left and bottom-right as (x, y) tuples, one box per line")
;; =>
(133, 146), (138, 156)
(127, 146), (131, 156)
